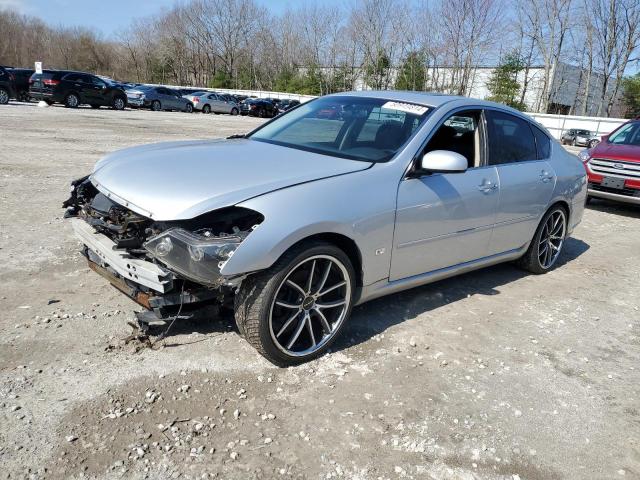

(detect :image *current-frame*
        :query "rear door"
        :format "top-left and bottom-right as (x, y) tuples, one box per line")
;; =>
(485, 109), (556, 255)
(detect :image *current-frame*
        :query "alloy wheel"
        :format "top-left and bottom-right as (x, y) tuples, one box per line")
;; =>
(537, 210), (566, 269)
(113, 97), (125, 110)
(0, 89), (9, 104)
(269, 255), (351, 357)
(67, 94), (79, 107)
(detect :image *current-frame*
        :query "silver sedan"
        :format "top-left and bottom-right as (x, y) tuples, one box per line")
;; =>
(65, 92), (587, 366)
(183, 91), (239, 115)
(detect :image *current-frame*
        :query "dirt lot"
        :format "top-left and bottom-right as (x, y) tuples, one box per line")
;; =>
(0, 103), (639, 480)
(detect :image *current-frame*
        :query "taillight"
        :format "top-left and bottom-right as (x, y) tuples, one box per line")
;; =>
(250, 104), (257, 109)
(193, 97), (199, 102)
(43, 79), (60, 86)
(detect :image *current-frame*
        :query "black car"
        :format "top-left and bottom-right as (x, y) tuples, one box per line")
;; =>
(278, 99), (301, 113)
(0, 66), (16, 104)
(29, 70), (128, 109)
(8, 68), (35, 101)
(240, 98), (279, 118)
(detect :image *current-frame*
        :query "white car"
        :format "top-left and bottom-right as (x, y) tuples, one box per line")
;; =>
(183, 91), (239, 115)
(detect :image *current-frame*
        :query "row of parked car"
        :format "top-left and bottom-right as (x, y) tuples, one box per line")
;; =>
(0, 65), (301, 116)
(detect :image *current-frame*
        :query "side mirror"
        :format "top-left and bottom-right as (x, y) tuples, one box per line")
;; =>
(420, 150), (468, 174)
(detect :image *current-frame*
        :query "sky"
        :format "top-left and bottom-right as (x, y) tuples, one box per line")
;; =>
(0, 0), (323, 36)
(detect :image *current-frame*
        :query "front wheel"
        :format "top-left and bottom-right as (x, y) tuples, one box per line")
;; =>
(517, 206), (567, 274)
(112, 96), (126, 110)
(230, 107), (238, 116)
(235, 241), (355, 366)
(151, 100), (161, 111)
(589, 139), (599, 149)
(202, 104), (211, 114)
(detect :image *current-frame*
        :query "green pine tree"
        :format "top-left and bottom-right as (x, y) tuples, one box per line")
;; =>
(622, 73), (640, 118)
(486, 52), (526, 111)
(395, 51), (426, 91)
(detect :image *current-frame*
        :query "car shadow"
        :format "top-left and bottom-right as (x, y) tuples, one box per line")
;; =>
(137, 238), (590, 353)
(331, 237), (590, 354)
(587, 199), (640, 219)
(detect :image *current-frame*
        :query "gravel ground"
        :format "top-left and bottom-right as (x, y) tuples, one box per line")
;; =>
(0, 103), (639, 480)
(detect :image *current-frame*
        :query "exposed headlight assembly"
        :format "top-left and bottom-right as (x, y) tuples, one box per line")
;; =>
(144, 228), (243, 286)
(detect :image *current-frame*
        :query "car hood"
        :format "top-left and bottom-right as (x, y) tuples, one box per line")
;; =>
(91, 139), (371, 220)
(591, 142), (640, 163)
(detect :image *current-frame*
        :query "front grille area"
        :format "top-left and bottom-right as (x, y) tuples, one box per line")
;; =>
(588, 158), (640, 180)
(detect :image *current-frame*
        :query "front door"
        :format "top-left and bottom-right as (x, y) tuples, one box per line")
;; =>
(390, 110), (500, 281)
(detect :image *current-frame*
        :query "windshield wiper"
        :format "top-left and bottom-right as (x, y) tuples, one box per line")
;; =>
(227, 133), (247, 139)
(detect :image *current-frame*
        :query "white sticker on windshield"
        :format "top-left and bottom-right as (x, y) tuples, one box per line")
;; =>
(382, 101), (428, 116)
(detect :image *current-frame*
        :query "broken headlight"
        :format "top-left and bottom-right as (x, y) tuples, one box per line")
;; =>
(144, 228), (242, 286)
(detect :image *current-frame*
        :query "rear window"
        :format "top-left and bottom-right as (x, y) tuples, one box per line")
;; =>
(532, 125), (551, 159)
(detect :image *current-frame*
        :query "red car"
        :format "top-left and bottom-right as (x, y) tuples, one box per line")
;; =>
(579, 118), (640, 206)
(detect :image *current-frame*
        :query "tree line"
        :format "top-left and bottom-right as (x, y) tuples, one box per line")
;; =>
(1, 0), (639, 117)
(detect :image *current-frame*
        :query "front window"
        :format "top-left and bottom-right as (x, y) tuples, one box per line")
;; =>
(249, 96), (431, 162)
(608, 122), (640, 146)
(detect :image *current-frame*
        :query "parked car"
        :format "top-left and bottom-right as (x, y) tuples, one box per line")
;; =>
(7, 68), (34, 101)
(183, 91), (239, 114)
(123, 85), (146, 108)
(28, 70), (127, 109)
(278, 99), (300, 114)
(63, 92), (587, 366)
(131, 86), (194, 112)
(578, 118), (640, 205)
(180, 88), (203, 97)
(561, 129), (600, 148)
(240, 98), (279, 117)
(0, 65), (16, 104)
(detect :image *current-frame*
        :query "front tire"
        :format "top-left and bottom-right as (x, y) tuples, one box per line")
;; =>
(112, 96), (126, 110)
(202, 104), (211, 114)
(235, 241), (355, 366)
(151, 100), (161, 111)
(0, 87), (9, 104)
(230, 107), (238, 116)
(518, 206), (567, 274)
(589, 139), (599, 149)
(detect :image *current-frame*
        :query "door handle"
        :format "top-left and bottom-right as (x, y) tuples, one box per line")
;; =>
(477, 181), (498, 193)
(539, 170), (554, 183)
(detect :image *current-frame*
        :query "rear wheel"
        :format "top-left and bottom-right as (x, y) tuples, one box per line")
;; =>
(65, 92), (80, 108)
(589, 139), (599, 149)
(185, 103), (193, 113)
(235, 241), (355, 366)
(112, 96), (126, 110)
(202, 104), (211, 114)
(151, 100), (161, 111)
(518, 206), (567, 274)
(0, 87), (9, 104)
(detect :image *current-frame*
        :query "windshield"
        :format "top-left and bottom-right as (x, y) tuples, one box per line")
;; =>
(576, 130), (592, 136)
(609, 122), (640, 146)
(249, 96), (431, 162)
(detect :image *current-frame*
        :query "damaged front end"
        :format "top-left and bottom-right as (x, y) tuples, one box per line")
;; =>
(63, 176), (263, 319)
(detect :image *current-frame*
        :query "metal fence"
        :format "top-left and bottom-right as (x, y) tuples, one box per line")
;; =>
(527, 112), (626, 140)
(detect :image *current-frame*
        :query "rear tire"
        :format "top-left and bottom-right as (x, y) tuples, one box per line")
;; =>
(235, 241), (355, 367)
(589, 139), (599, 149)
(151, 100), (161, 111)
(517, 206), (567, 274)
(185, 103), (193, 113)
(64, 92), (80, 108)
(0, 87), (9, 104)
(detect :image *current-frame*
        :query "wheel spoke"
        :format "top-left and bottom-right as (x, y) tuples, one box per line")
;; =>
(318, 281), (346, 297)
(306, 260), (316, 293)
(313, 308), (332, 334)
(316, 299), (346, 309)
(275, 300), (301, 309)
(316, 261), (332, 294)
(286, 279), (306, 297)
(276, 310), (301, 338)
(286, 314), (308, 349)
(306, 316), (316, 347)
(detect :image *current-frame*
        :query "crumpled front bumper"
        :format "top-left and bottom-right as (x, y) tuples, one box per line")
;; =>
(71, 217), (173, 293)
